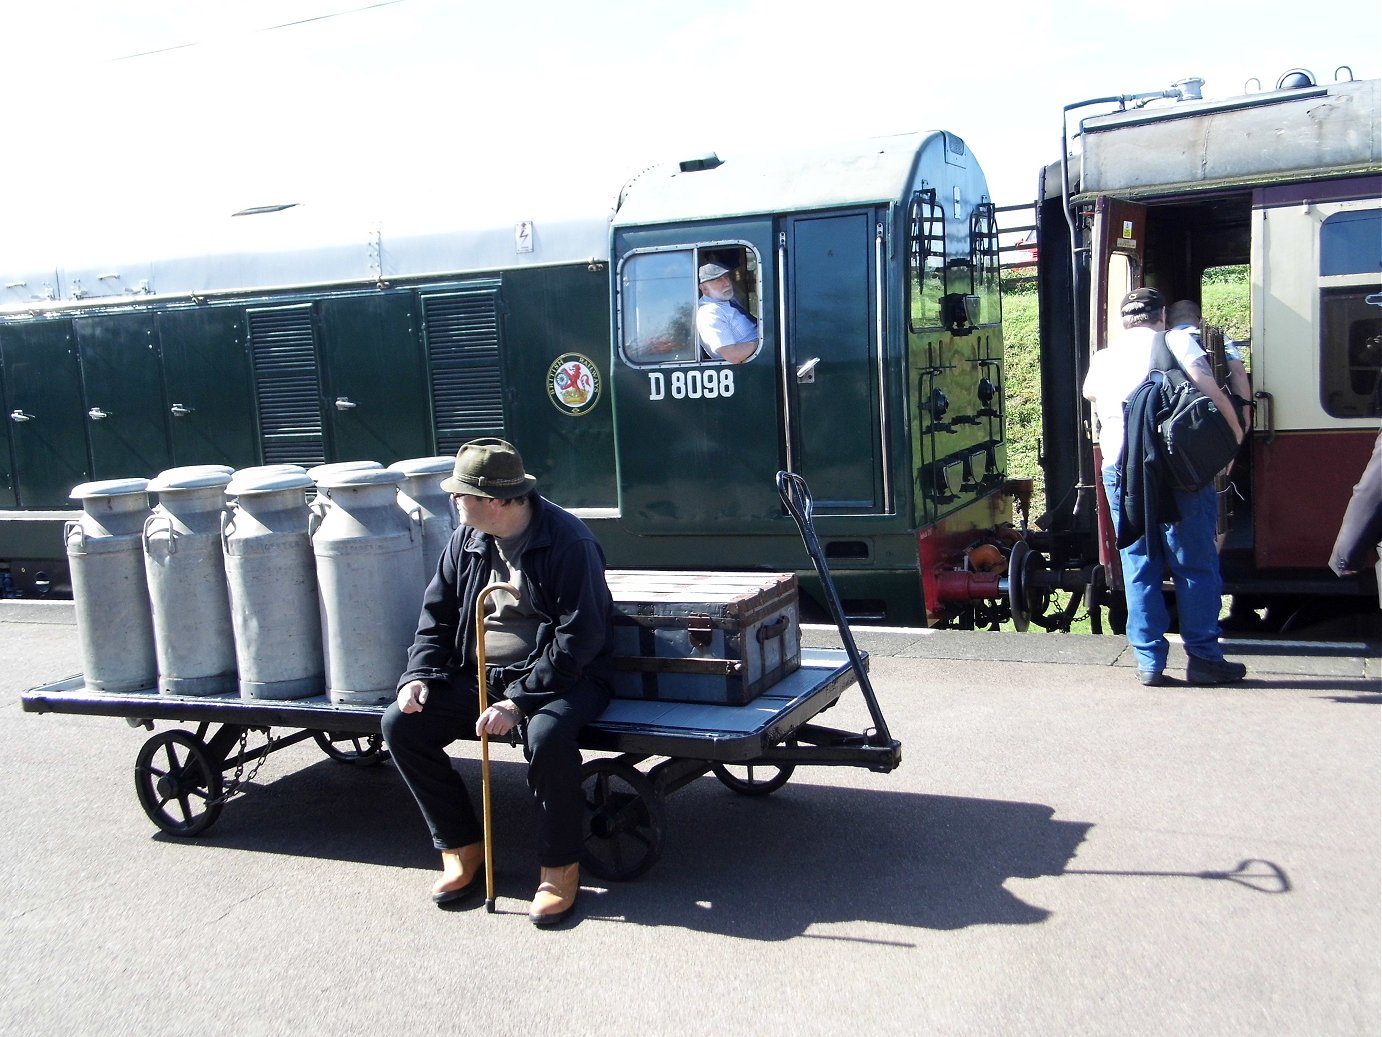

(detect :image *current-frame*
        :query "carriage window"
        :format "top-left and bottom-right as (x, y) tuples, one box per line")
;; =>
(908, 189), (946, 332)
(1320, 287), (1382, 418)
(968, 201), (1001, 326)
(1320, 209), (1381, 276)
(619, 245), (760, 366)
(1319, 208), (1381, 418)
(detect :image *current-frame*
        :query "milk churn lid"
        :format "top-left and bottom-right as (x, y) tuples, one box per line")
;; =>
(226, 469), (315, 496)
(148, 466), (234, 492)
(69, 478), (150, 501)
(315, 468), (405, 491)
(307, 460), (383, 482)
(388, 456), (455, 478)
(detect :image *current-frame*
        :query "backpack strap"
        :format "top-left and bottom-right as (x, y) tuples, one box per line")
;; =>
(1149, 332), (1181, 376)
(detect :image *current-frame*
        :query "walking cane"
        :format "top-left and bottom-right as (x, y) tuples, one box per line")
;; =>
(475, 580), (518, 914)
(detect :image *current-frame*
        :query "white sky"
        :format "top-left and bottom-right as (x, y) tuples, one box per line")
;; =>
(1, 0), (1378, 264)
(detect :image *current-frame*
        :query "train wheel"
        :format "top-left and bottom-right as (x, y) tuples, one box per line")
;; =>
(580, 759), (665, 881)
(312, 731), (388, 765)
(134, 730), (224, 836)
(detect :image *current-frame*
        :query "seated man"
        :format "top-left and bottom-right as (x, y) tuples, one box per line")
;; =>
(381, 438), (615, 926)
(696, 262), (758, 364)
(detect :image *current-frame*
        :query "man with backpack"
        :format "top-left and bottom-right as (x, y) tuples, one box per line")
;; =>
(1083, 288), (1247, 687)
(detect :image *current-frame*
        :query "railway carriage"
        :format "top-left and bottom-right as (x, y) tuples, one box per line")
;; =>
(1033, 70), (1381, 631)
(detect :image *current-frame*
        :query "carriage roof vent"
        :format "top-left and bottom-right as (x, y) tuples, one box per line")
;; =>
(678, 152), (722, 173)
(1276, 68), (1317, 90)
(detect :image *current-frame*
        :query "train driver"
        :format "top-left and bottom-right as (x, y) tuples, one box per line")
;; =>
(696, 262), (758, 364)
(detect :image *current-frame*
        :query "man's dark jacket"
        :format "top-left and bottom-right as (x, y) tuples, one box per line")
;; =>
(397, 494), (615, 716)
(1117, 375), (1179, 549)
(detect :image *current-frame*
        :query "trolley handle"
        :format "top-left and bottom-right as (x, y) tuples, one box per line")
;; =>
(776, 470), (893, 747)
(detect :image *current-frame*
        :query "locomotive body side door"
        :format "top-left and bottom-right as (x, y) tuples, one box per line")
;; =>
(0, 319), (89, 506)
(779, 208), (887, 513)
(158, 306), (259, 469)
(74, 312), (173, 480)
(612, 221), (783, 534)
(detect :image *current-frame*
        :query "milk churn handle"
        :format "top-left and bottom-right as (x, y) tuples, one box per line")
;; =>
(220, 507), (236, 555)
(143, 514), (177, 555)
(63, 519), (86, 553)
(775, 470), (892, 745)
(408, 505), (423, 542)
(307, 506), (323, 538)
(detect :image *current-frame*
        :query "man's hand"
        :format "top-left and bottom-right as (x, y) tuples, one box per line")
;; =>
(397, 679), (429, 714)
(476, 700), (521, 738)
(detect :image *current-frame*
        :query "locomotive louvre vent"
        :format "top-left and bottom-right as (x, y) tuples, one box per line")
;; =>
(247, 306), (326, 467)
(422, 290), (506, 455)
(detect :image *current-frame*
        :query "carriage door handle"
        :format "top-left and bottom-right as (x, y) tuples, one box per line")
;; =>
(170, 403), (194, 417)
(9, 409), (33, 423)
(796, 357), (821, 383)
(88, 407), (111, 421)
(335, 397), (357, 411)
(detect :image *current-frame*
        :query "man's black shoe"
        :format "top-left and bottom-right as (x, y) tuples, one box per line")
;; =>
(1186, 656), (1247, 685)
(1138, 670), (1166, 686)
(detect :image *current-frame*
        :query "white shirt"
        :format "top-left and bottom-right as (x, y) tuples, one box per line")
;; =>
(696, 296), (757, 359)
(1082, 325), (1206, 467)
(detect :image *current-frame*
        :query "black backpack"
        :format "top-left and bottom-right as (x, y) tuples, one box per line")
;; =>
(1150, 331), (1240, 493)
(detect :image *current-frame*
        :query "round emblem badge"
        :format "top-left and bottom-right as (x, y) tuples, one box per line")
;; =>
(547, 353), (601, 416)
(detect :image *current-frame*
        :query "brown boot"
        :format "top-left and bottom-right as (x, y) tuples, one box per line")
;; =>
(431, 842), (484, 905)
(528, 862), (580, 926)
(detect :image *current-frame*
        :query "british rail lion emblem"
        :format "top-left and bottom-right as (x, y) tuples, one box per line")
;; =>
(547, 353), (601, 416)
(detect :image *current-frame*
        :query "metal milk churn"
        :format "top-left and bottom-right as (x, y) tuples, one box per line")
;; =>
(66, 479), (157, 693)
(143, 467), (236, 696)
(388, 456), (458, 591)
(222, 468), (324, 700)
(307, 460), (382, 519)
(311, 468), (424, 706)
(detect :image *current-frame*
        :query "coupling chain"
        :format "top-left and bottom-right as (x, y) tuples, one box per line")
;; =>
(211, 726), (278, 805)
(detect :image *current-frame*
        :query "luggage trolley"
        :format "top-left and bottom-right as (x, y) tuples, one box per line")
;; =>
(19, 473), (902, 880)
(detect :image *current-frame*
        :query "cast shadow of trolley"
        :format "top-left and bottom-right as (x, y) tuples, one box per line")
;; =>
(198, 750), (1093, 939)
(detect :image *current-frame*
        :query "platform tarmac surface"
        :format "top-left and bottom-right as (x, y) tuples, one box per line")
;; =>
(2, 600), (1378, 1036)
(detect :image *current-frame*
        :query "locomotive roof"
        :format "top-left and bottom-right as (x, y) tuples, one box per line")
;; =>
(1, 129), (977, 314)
(612, 130), (963, 226)
(0, 206), (614, 313)
(1069, 77), (1380, 199)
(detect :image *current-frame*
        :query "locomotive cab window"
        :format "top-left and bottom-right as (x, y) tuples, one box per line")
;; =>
(966, 201), (1002, 327)
(1318, 207), (1382, 418)
(619, 244), (761, 367)
(908, 189), (946, 332)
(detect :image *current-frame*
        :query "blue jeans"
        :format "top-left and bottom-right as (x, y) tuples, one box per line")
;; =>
(1102, 467), (1225, 673)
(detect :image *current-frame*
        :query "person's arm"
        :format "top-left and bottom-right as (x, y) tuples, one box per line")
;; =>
(1330, 430), (1382, 576)
(708, 339), (756, 364)
(1183, 354), (1244, 441)
(696, 301), (757, 364)
(397, 529), (467, 692)
(1168, 331), (1243, 442)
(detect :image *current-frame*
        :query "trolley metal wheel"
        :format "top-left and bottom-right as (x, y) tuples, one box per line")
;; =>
(312, 731), (388, 765)
(712, 746), (796, 796)
(711, 761), (795, 796)
(580, 758), (665, 881)
(134, 730), (224, 836)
